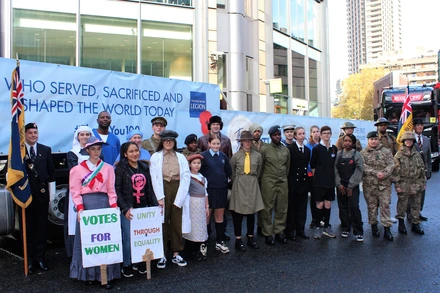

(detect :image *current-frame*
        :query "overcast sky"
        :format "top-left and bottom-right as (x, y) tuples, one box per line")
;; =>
(328, 0), (440, 97)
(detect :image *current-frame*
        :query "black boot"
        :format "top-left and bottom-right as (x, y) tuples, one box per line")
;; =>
(411, 224), (425, 235)
(384, 227), (394, 241)
(371, 224), (380, 237)
(398, 219), (407, 234)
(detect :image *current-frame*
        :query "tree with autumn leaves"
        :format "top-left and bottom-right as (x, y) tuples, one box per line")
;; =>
(332, 68), (385, 120)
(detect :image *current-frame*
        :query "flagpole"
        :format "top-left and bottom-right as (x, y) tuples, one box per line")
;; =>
(15, 55), (29, 276)
(22, 207), (29, 276)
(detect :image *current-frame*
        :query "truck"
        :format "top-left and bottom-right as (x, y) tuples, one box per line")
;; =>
(0, 57), (375, 238)
(375, 83), (440, 171)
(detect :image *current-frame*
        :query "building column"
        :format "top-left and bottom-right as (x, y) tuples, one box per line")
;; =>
(229, 0), (246, 111)
(0, 0), (12, 59)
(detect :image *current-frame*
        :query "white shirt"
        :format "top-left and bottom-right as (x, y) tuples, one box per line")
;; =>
(25, 142), (37, 157)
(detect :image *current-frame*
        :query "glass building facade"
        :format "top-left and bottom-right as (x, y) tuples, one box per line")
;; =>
(1, 0), (329, 116)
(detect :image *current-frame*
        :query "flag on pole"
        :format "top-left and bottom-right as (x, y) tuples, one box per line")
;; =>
(396, 84), (413, 148)
(6, 65), (32, 208)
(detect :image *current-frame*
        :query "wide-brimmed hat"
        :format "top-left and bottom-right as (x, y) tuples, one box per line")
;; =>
(83, 136), (107, 149)
(374, 117), (390, 126)
(237, 130), (253, 141)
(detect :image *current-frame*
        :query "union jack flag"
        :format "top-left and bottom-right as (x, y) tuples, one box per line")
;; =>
(6, 65), (32, 208)
(396, 84), (413, 148)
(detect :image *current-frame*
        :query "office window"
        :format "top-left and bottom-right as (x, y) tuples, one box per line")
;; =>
(13, 9), (76, 65)
(81, 16), (137, 73)
(292, 51), (305, 99)
(141, 21), (192, 80)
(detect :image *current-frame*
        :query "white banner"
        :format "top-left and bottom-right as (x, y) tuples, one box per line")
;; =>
(80, 208), (122, 268)
(0, 57), (220, 153)
(220, 110), (376, 153)
(130, 207), (164, 263)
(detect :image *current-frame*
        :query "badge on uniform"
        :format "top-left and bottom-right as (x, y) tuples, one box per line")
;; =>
(40, 188), (46, 193)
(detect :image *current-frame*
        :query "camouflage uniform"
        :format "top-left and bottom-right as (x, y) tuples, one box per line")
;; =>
(360, 144), (395, 227)
(394, 145), (426, 225)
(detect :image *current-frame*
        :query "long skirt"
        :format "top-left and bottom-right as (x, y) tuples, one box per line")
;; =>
(183, 196), (208, 242)
(69, 192), (121, 281)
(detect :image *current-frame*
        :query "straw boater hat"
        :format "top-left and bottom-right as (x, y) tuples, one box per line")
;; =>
(83, 136), (107, 149)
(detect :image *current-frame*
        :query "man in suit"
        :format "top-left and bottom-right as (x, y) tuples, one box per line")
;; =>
(22, 123), (55, 273)
(411, 118), (432, 221)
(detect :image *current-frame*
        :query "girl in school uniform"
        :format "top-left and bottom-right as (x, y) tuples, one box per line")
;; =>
(200, 135), (232, 254)
(183, 154), (209, 261)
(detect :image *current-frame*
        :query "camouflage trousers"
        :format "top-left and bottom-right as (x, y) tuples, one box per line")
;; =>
(396, 193), (421, 225)
(363, 185), (392, 227)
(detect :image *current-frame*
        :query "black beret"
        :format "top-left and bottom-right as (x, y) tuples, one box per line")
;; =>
(413, 118), (424, 125)
(268, 125), (281, 136)
(367, 131), (378, 139)
(25, 123), (38, 132)
(184, 134), (198, 145)
(160, 130), (178, 140)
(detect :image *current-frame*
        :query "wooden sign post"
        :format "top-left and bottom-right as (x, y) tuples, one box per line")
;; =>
(142, 249), (155, 280)
(100, 265), (107, 285)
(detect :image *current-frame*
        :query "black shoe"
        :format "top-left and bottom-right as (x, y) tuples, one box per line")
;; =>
(136, 263), (147, 274)
(398, 219), (407, 234)
(275, 233), (288, 244)
(286, 232), (296, 241)
(121, 265), (134, 278)
(371, 224), (380, 237)
(296, 233), (309, 240)
(309, 221), (317, 229)
(235, 239), (246, 251)
(247, 237), (260, 249)
(102, 283), (113, 290)
(38, 261), (49, 271)
(265, 236), (275, 246)
(384, 227), (394, 242)
(411, 224), (425, 235)
(419, 214), (428, 221)
(223, 233), (231, 241)
(192, 251), (204, 262)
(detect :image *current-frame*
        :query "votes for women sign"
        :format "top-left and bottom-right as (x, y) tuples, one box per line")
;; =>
(130, 207), (164, 263)
(80, 208), (123, 268)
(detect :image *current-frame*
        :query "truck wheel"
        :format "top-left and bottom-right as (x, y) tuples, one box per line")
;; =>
(47, 184), (68, 243)
(48, 184), (68, 226)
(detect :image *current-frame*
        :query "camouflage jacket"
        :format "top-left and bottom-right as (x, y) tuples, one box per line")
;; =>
(360, 144), (394, 190)
(394, 146), (426, 195)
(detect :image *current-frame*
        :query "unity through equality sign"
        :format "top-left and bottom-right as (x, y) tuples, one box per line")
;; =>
(130, 207), (164, 263)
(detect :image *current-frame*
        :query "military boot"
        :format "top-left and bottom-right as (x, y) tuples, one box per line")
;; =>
(371, 224), (380, 237)
(411, 224), (425, 235)
(398, 219), (407, 234)
(384, 227), (394, 241)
